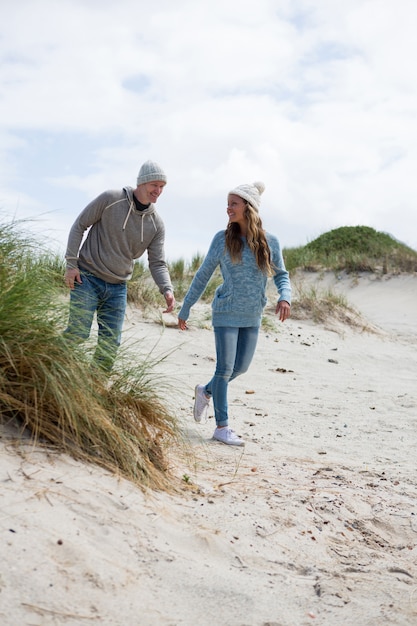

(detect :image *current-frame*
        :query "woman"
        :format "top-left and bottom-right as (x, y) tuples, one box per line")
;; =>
(178, 181), (291, 446)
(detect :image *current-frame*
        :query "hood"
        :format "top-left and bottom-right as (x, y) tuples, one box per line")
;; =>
(122, 187), (158, 241)
(123, 186), (156, 215)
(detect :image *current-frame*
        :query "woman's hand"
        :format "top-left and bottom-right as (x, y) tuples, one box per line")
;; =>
(276, 300), (290, 322)
(178, 318), (188, 330)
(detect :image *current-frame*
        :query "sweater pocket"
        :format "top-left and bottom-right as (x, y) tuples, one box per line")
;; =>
(212, 289), (233, 312)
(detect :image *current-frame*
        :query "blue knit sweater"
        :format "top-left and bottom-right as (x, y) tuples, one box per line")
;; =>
(178, 230), (291, 327)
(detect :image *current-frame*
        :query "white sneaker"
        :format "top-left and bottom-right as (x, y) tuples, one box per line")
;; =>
(213, 427), (245, 446)
(193, 384), (210, 423)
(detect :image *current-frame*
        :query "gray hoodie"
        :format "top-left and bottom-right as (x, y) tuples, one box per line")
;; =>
(65, 186), (173, 293)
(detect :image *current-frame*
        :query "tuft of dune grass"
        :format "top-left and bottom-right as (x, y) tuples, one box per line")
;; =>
(289, 281), (373, 333)
(0, 217), (180, 491)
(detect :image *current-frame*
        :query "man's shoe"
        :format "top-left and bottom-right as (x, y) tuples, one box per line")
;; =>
(213, 427), (245, 446)
(193, 384), (210, 423)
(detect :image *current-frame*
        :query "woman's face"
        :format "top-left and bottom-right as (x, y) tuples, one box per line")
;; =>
(227, 194), (247, 229)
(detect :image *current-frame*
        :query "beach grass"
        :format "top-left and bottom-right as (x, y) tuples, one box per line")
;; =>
(0, 218), (181, 490)
(128, 254), (222, 311)
(289, 281), (371, 330)
(128, 225), (417, 314)
(283, 225), (417, 273)
(2, 218), (416, 488)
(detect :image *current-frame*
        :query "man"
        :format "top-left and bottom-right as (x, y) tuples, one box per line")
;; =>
(63, 160), (175, 371)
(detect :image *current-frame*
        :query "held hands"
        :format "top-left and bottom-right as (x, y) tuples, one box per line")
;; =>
(163, 290), (176, 313)
(65, 268), (82, 289)
(276, 300), (291, 322)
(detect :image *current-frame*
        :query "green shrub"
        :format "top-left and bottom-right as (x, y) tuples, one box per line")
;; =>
(284, 226), (417, 274)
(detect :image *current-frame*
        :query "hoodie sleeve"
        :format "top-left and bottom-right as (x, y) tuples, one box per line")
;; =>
(269, 234), (292, 304)
(146, 220), (174, 294)
(65, 192), (112, 269)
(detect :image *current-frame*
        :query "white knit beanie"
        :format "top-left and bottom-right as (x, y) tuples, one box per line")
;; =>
(137, 160), (167, 185)
(228, 181), (265, 212)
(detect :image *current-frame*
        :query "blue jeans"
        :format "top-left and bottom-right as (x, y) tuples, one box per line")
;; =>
(205, 326), (259, 427)
(63, 270), (127, 371)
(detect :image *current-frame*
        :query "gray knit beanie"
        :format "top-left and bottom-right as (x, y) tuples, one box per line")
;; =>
(228, 181), (265, 212)
(137, 160), (167, 185)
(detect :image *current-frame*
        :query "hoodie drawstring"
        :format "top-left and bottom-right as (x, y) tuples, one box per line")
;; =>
(122, 202), (134, 231)
(123, 200), (157, 243)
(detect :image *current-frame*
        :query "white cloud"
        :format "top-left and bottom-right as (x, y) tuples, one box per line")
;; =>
(1, 0), (417, 260)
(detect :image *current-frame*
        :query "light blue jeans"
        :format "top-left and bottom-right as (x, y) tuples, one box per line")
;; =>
(205, 326), (259, 427)
(63, 269), (127, 371)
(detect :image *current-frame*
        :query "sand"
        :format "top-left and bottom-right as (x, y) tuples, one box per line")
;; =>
(1, 272), (417, 626)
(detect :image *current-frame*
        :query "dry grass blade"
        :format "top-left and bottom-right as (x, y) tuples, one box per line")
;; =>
(0, 216), (181, 491)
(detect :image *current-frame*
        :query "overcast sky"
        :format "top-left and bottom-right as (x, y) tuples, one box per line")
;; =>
(1, 0), (416, 262)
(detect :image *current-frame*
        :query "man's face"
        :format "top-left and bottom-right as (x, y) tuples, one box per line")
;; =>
(136, 180), (166, 204)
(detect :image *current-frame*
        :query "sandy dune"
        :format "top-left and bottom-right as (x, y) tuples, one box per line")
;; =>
(1, 272), (417, 625)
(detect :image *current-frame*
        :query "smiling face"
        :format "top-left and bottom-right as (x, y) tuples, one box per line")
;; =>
(227, 193), (248, 233)
(135, 180), (166, 204)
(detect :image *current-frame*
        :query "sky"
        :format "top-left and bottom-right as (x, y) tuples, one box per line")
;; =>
(1, 0), (417, 262)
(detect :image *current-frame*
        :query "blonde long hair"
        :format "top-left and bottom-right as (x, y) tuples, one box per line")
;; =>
(225, 202), (275, 276)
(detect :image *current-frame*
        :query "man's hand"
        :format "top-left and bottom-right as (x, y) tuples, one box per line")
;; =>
(65, 268), (82, 290)
(163, 290), (175, 313)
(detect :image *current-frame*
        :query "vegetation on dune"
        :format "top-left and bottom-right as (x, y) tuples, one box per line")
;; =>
(283, 226), (417, 274)
(282, 226), (417, 329)
(1, 217), (416, 488)
(0, 218), (180, 490)
(126, 225), (416, 333)
(287, 282), (372, 332)
(127, 254), (222, 311)
(127, 226), (417, 317)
